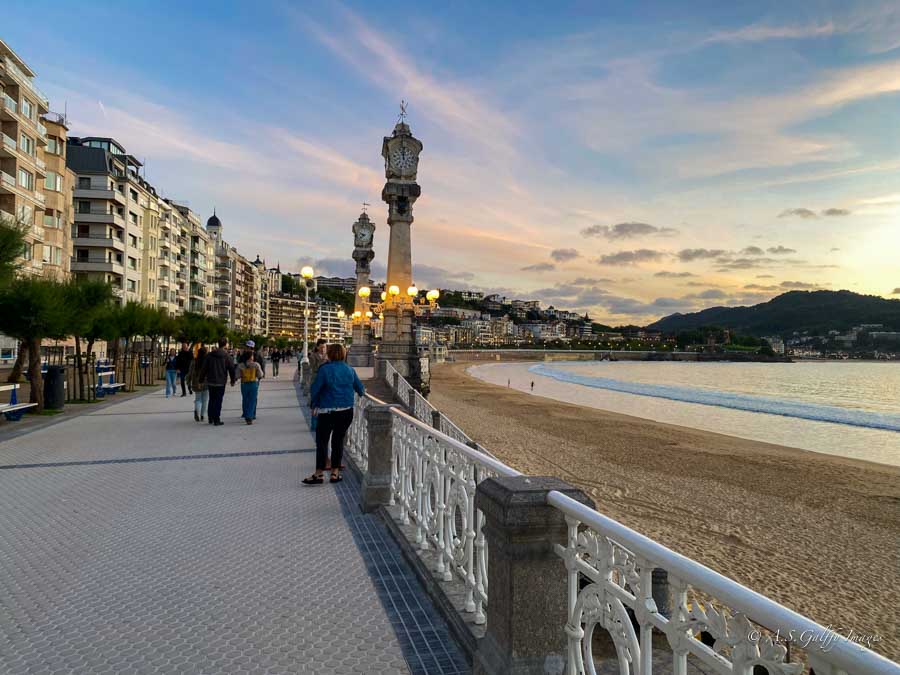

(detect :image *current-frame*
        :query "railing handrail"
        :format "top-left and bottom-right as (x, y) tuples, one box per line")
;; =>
(547, 489), (897, 675)
(390, 406), (522, 478)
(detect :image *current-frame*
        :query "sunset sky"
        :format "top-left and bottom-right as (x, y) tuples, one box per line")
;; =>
(3, 0), (899, 323)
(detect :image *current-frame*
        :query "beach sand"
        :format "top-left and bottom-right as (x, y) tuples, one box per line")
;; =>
(428, 362), (900, 661)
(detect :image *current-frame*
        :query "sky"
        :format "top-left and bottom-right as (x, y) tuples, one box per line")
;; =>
(3, 0), (899, 324)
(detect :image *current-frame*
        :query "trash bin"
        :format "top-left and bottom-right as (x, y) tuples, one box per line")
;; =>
(43, 365), (66, 410)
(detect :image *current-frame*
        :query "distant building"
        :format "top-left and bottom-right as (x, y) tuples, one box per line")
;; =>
(315, 276), (357, 294)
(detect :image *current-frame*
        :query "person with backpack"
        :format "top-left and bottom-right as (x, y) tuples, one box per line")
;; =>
(188, 346), (209, 422)
(237, 351), (264, 425)
(199, 338), (236, 426)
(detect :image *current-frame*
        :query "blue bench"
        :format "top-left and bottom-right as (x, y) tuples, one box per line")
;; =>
(96, 368), (125, 397)
(1, 384), (37, 421)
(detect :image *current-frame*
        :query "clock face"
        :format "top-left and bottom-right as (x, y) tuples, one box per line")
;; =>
(390, 146), (417, 172)
(359, 225), (373, 245)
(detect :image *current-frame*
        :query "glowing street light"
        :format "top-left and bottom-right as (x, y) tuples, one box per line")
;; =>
(406, 285), (418, 298)
(300, 265), (314, 279)
(358, 286), (371, 299)
(388, 285), (400, 297)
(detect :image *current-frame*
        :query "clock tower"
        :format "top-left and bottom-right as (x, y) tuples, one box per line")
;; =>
(347, 210), (375, 367)
(376, 113), (429, 393)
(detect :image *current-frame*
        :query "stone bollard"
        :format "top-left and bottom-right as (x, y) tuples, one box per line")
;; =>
(474, 476), (594, 675)
(358, 404), (395, 513)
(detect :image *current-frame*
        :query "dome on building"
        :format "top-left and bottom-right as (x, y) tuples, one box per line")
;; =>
(207, 209), (221, 229)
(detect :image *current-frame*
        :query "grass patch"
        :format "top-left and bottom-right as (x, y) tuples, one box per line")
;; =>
(36, 409), (63, 416)
(67, 399), (101, 404)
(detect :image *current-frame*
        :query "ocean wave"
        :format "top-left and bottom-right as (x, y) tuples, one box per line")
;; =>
(528, 363), (900, 433)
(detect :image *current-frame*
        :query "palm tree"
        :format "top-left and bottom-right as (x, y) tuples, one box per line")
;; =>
(0, 277), (69, 412)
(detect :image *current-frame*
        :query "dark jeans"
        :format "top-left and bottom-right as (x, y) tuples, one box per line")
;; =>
(271, 360), (280, 376)
(315, 408), (353, 472)
(208, 385), (226, 423)
(178, 371), (190, 395)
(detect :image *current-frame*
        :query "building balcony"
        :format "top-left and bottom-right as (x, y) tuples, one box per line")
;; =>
(71, 257), (125, 276)
(0, 93), (17, 119)
(74, 209), (126, 228)
(0, 56), (50, 110)
(74, 187), (127, 205)
(71, 234), (126, 252)
(0, 132), (15, 157)
(0, 208), (14, 223)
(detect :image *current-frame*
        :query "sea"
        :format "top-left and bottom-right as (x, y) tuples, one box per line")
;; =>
(469, 360), (900, 467)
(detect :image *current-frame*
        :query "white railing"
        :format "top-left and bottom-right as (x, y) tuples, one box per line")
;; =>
(549, 490), (898, 675)
(389, 407), (521, 625)
(345, 393), (386, 473)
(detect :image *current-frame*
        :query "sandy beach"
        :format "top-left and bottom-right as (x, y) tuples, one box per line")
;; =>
(428, 362), (900, 661)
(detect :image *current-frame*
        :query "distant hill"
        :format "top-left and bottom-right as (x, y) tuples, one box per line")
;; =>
(647, 290), (900, 336)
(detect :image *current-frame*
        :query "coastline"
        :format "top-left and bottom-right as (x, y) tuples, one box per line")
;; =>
(428, 362), (900, 661)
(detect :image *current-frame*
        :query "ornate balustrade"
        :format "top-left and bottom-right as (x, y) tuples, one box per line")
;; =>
(347, 364), (898, 675)
(388, 408), (521, 626)
(548, 490), (897, 675)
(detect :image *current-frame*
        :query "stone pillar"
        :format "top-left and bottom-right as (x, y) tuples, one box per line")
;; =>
(359, 404), (395, 513)
(474, 476), (594, 675)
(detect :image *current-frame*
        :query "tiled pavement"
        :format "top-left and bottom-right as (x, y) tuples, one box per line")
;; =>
(0, 377), (469, 674)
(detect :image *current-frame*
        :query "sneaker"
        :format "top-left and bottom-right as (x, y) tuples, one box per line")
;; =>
(194, 411), (200, 422)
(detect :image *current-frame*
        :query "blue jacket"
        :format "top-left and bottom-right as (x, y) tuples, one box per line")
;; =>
(310, 361), (365, 409)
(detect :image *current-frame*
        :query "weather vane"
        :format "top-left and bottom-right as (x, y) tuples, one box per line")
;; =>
(398, 100), (408, 123)
(362, 202), (370, 214)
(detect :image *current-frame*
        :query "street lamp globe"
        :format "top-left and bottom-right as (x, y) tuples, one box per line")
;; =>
(388, 285), (400, 297)
(406, 285), (418, 298)
(380, 291), (387, 301)
(365, 311), (373, 319)
(300, 265), (314, 279)
(358, 286), (371, 298)
(426, 289), (440, 301)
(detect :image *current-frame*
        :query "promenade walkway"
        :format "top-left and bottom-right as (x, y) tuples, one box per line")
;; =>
(0, 377), (469, 674)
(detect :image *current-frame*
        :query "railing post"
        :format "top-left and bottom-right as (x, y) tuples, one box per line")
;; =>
(407, 388), (416, 413)
(392, 372), (399, 393)
(359, 404), (395, 513)
(474, 476), (593, 675)
(431, 410), (442, 430)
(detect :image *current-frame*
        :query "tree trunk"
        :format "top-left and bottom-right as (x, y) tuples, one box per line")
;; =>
(27, 338), (43, 413)
(74, 335), (84, 400)
(6, 340), (27, 383)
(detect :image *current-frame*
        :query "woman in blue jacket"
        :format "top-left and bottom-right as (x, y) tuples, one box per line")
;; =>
(303, 343), (365, 484)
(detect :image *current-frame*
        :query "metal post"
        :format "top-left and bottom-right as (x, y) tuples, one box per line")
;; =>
(301, 281), (309, 365)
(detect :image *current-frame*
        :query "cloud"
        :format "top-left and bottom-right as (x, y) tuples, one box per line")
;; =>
(581, 222), (679, 239)
(778, 208), (818, 219)
(597, 249), (665, 265)
(830, 248), (841, 252)
(893, 288), (900, 294)
(654, 271), (696, 278)
(676, 248), (728, 262)
(780, 280), (821, 290)
(703, 21), (836, 45)
(683, 289), (728, 300)
(822, 208), (851, 216)
(411, 264), (477, 288)
(740, 246), (765, 256)
(550, 248), (580, 262)
(571, 276), (614, 285)
(521, 262), (556, 272)
(756, 274), (775, 278)
(767, 246), (797, 255)
(744, 283), (780, 291)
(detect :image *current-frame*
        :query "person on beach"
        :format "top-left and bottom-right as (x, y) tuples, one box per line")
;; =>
(270, 348), (281, 379)
(175, 342), (193, 397)
(302, 344), (364, 485)
(530, 381), (534, 392)
(164, 348), (178, 398)
(199, 337), (236, 426)
(237, 351), (264, 425)
(188, 346), (209, 422)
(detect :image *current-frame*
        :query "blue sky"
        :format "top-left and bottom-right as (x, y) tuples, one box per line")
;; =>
(3, 0), (899, 323)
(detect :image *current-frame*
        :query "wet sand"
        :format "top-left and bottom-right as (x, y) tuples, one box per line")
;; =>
(429, 362), (900, 661)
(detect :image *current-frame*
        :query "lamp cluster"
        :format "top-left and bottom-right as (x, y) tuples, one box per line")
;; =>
(353, 284), (440, 322)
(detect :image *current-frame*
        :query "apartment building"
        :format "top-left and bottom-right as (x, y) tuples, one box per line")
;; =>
(207, 213), (265, 332)
(67, 137), (158, 303)
(40, 113), (74, 279)
(156, 200), (181, 315)
(316, 299), (349, 343)
(0, 39), (50, 276)
(269, 293), (315, 341)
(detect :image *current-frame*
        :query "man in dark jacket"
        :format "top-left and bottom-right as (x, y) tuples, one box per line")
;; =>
(199, 338), (236, 426)
(175, 342), (193, 397)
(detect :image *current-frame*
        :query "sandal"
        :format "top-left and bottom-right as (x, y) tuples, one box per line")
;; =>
(330, 474), (343, 483)
(302, 474), (324, 485)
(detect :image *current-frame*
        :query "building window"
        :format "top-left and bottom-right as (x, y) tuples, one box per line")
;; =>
(128, 234), (138, 248)
(129, 189), (137, 201)
(21, 98), (33, 120)
(22, 243), (33, 260)
(78, 176), (91, 189)
(19, 133), (35, 157)
(44, 171), (63, 192)
(46, 137), (60, 155)
(78, 201), (91, 214)
(129, 212), (137, 225)
(18, 168), (34, 190)
(127, 279), (136, 293)
(128, 256), (137, 270)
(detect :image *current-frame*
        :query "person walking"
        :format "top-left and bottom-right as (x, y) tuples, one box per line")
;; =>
(175, 342), (193, 397)
(188, 346), (209, 422)
(302, 344), (364, 485)
(270, 348), (281, 379)
(200, 337), (236, 426)
(164, 348), (178, 398)
(237, 351), (264, 425)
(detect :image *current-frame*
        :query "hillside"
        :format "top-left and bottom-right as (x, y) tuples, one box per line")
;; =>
(647, 290), (900, 335)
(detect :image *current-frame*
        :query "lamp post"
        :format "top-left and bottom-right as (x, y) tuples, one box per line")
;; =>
(300, 265), (315, 364)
